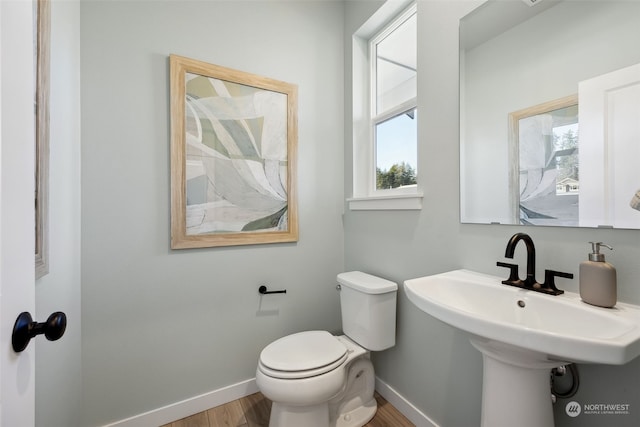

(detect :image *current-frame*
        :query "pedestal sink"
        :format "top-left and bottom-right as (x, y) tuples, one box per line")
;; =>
(405, 269), (640, 427)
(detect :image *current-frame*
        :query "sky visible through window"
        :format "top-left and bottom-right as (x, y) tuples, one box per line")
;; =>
(376, 110), (417, 172)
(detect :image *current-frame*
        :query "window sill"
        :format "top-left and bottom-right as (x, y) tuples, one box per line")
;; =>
(347, 192), (423, 211)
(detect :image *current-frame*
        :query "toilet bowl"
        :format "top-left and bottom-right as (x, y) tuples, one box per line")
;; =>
(256, 272), (398, 427)
(256, 332), (375, 427)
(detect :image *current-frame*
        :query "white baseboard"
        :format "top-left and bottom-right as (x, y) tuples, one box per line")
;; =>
(103, 378), (259, 427)
(104, 376), (437, 427)
(374, 377), (439, 427)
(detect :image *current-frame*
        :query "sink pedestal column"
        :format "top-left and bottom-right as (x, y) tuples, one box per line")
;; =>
(471, 339), (566, 427)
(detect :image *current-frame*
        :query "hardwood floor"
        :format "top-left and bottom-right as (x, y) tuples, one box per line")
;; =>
(162, 391), (415, 427)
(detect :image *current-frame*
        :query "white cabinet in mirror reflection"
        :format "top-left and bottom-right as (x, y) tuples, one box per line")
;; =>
(579, 63), (640, 229)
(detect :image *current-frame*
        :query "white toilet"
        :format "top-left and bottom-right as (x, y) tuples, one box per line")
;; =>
(256, 271), (398, 427)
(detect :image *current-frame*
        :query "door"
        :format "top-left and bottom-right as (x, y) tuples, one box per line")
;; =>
(579, 62), (640, 228)
(0, 1), (37, 426)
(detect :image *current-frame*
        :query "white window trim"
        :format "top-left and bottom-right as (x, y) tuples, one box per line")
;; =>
(350, 0), (422, 211)
(347, 192), (423, 211)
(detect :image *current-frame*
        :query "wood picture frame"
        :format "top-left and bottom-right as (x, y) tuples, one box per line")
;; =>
(169, 55), (298, 249)
(35, 0), (51, 278)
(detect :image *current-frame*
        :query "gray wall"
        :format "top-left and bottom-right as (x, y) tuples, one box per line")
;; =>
(80, 1), (345, 425)
(344, 1), (640, 427)
(35, 1), (82, 426)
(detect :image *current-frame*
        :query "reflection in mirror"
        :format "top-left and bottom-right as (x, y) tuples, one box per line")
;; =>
(460, 0), (640, 229)
(509, 96), (578, 226)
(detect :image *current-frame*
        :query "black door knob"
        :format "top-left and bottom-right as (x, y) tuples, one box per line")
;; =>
(12, 311), (67, 353)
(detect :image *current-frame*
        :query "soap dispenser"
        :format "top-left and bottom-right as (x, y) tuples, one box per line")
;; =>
(579, 242), (616, 308)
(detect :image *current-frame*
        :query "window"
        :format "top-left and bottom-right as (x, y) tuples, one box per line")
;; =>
(350, 1), (421, 210)
(375, 110), (417, 190)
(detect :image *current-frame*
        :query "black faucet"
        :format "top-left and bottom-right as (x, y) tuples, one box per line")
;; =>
(497, 233), (572, 295)
(505, 233), (537, 288)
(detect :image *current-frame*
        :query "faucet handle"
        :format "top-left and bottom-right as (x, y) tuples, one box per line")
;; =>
(497, 261), (520, 283)
(543, 269), (573, 295)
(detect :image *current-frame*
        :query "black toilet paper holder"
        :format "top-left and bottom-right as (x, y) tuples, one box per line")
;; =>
(259, 285), (287, 295)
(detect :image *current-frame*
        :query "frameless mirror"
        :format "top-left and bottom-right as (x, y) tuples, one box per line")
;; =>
(460, 0), (640, 229)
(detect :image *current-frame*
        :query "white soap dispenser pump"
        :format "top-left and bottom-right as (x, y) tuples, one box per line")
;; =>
(579, 242), (617, 308)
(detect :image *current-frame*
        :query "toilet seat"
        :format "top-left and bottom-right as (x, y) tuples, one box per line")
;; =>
(259, 331), (348, 379)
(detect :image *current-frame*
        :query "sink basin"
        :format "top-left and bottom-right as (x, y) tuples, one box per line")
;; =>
(405, 269), (640, 365)
(406, 269), (640, 427)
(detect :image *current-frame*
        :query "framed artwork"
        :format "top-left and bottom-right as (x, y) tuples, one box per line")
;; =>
(35, 0), (51, 278)
(169, 55), (298, 249)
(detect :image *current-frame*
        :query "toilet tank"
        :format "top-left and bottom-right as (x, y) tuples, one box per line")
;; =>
(337, 271), (398, 351)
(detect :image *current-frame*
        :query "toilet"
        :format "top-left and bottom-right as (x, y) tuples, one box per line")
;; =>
(256, 271), (398, 427)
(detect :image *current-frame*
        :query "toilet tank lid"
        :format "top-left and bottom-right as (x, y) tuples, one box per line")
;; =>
(337, 271), (398, 294)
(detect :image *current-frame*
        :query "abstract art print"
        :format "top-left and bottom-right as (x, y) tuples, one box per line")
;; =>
(170, 55), (298, 248)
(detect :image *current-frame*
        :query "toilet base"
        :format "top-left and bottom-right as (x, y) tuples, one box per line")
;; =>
(334, 397), (376, 427)
(268, 396), (377, 427)
(329, 356), (377, 427)
(269, 402), (329, 427)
